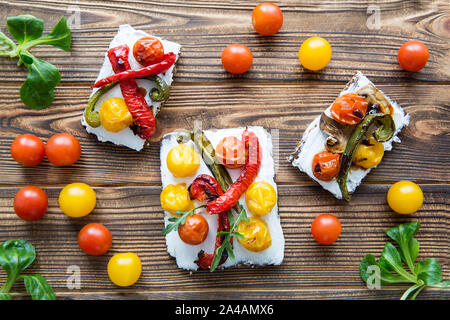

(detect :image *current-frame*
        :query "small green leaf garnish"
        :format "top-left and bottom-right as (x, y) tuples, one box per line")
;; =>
(162, 205), (206, 236)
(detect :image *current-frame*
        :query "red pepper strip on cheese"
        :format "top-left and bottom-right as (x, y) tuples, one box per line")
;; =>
(91, 52), (176, 89)
(206, 129), (261, 215)
(107, 45), (156, 139)
(189, 174), (224, 202)
(196, 211), (230, 269)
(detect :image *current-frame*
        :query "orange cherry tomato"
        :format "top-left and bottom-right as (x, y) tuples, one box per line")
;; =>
(311, 214), (341, 245)
(133, 36), (165, 67)
(45, 133), (81, 166)
(215, 136), (246, 169)
(312, 151), (341, 182)
(398, 41), (429, 72)
(10, 134), (45, 167)
(330, 93), (368, 125)
(221, 44), (253, 74)
(178, 214), (209, 245)
(252, 3), (283, 36)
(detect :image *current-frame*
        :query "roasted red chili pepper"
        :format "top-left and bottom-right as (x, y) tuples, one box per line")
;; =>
(91, 52), (176, 88)
(107, 45), (156, 139)
(196, 211), (230, 269)
(206, 129), (261, 215)
(189, 174), (224, 202)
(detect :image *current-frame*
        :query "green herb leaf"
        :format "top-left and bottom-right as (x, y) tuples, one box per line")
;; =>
(19, 55), (61, 109)
(21, 274), (56, 300)
(0, 31), (17, 57)
(360, 254), (411, 285)
(162, 206), (205, 236)
(0, 240), (36, 279)
(0, 293), (12, 300)
(7, 15), (44, 45)
(22, 16), (71, 52)
(385, 221), (420, 271)
(415, 258), (442, 286)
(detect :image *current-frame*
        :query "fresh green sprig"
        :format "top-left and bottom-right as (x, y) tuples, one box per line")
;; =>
(162, 205), (206, 236)
(210, 204), (249, 272)
(360, 221), (449, 300)
(0, 15), (71, 109)
(0, 240), (56, 300)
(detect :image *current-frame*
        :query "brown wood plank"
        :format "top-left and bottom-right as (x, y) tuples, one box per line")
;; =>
(0, 0), (449, 83)
(0, 82), (448, 185)
(0, 184), (448, 300)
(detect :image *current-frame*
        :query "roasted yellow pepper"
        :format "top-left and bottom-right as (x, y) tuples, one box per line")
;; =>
(167, 144), (200, 178)
(99, 97), (133, 132)
(237, 216), (272, 252)
(160, 183), (194, 214)
(353, 133), (384, 169)
(245, 181), (277, 216)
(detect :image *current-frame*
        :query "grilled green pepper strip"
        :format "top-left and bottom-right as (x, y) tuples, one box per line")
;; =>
(84, 82), (118, 127)
(337, 113), (396, 201)
(147, 76), (170, 102)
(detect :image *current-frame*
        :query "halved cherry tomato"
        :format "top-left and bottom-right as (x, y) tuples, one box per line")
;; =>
(45, 133), (81, 166)
(398, 41), (429, 72)
(221, 44), (253, 74)
(330, 93), (368, 125)
(215, 136), (246, 169)
(133, 36), (165, 67)
(14, 186), (48, 221)
(178, 214), (209, 245)
(312, 151), (341, 182)
(10, 134), (45, 167)
(78, 223), (112, 256)
(252, 2), (283, 36)
(311, 214), (341, 245)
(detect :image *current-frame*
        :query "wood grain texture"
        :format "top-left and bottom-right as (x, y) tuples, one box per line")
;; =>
(0, 0), (449, 83)
(0, 0), (449, 300)
(0, 184), (448, 299)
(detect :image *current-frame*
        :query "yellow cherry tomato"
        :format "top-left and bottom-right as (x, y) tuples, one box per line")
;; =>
(353, 134), (385, 169)
(166, 144), (200, 178)
(298, 36), (332, 71)
(99, 97), (133, 132)
(59, 183), (96, 218)
(387, 181), (423, 215)
(245, 181), (277, 216)
(160, 183), (194, 214)
(107, 252), (142, 287)
(237, 216), (272, 252)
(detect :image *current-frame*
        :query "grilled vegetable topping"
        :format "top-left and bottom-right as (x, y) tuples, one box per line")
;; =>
(320, 113), (355, 153)
(99, 97), (133, 132)
(148, 76), (170, 102)
(237, 216), (272, 252)
(352, 133), (384, 169)
(357, 84), (394, 116)
(330, 93), (368, 125)
(337, 113), (395, 201)
(189, 174), (224, 202)
(85, 82), (118, 127)
(312, 150), (341, 182)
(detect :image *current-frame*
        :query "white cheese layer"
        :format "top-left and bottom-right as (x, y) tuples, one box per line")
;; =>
(160, 126), (285, 270)
(291, 71), (409, 199)
(81, 24), (181, 151)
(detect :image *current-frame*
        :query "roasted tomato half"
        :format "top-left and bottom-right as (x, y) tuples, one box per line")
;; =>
(330, 93), (368, 125)
(312, 150), (341, 182)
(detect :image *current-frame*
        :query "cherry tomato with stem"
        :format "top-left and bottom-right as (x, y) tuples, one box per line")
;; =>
(252, 3), (283, 36)
(14, 186), (48, 221)
(45, 133), (81, 166)
(78, 223), (112, 256)
(398, 41), (429, 72)
(178, 214), (209, 245)
(133, 36), (165, 67)
(10, 134), (45, 166)
(221, 44), (253, 74)
(311, 214), (342, 245)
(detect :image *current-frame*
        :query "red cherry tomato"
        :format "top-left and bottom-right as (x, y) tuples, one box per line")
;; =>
(221, 44), (253, 74)
(14, 186), (48, 221)
(312, 151), (341, 182)
(178, 214), (209, 245)
(330, 93), (368, 125)
(78, 223), (112, 256)
(311, 214), (342, 245)
(133, 36), (165, 67)
(252, 2), (283, 36)
(10, 134), (45, 166)
(215, 136), (246, 169)
(45, 133), (81, 166)
(398, 40), (429, 72)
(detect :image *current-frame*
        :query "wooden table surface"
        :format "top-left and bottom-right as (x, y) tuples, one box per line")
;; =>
(0, 0), (449, 300)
